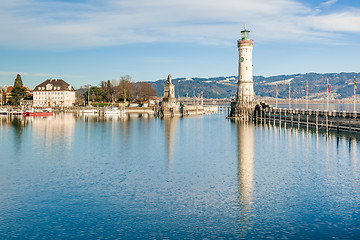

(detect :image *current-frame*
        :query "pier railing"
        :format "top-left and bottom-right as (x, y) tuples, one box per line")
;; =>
(254, 103), (360, 133)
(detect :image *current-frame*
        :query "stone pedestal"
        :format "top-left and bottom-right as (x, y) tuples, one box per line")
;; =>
(160, 74), (181, 117)
(230, 100), (255, 120)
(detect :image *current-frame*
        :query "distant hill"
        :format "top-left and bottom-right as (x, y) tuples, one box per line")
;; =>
(149, 72), (360, 99)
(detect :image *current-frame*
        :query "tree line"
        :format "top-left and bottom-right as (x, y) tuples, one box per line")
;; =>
(77, 75), (157, 105)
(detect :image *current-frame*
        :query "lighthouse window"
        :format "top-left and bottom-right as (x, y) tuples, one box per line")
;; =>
(246, 67), (248, 70)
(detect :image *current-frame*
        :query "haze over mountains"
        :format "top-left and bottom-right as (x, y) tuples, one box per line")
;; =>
(149, 72), (360, 99)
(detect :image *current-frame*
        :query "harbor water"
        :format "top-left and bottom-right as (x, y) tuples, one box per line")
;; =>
(1, 112), (360, 239)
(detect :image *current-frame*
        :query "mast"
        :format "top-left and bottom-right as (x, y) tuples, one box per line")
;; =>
(354, 76), (357, 113)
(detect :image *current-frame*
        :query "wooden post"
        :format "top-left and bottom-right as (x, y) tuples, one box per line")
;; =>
(273, 109), (276, 124)
(349, 118), (352, 135)
(256, 110), (258, 124)
(279, 109), (281, 124)
(325, 113), (329, 133)
(298, 114), (300, 128)
(316, 113), (318, 131)
(306, 114), (309, 130)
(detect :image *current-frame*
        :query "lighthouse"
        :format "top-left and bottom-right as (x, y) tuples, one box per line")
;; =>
(230, 25), (255, 120)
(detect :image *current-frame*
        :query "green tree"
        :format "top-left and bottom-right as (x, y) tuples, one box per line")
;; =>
(101, 80), (114, 102)
(84, 86), (106, 102)
(11, 86), (26, 105)
(14, 74), (23, 88)
(10, 74), (27, 105)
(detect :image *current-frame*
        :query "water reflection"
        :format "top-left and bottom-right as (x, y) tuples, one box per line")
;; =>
(11, 116), (28, 139)
(163, 117), (179, 168)
(235, 121), (255, 221)
(32, 113), (76, 149)
(0, 116), (29, 151)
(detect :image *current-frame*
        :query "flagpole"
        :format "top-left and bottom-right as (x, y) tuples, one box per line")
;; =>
(276, 83), (278, 108)
(289, 81), (291, 109)
(354, 76), (357, 113)
(306, 80), (308, 111)
(327, 78), (329, 111)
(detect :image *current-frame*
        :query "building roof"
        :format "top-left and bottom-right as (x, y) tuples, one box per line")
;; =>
(33, 79), (75, 92)
(6, 86), (13, 93)
(5, 86), (31, 93)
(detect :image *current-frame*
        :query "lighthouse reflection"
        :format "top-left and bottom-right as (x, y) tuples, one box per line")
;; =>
(235, 121), (255, 215)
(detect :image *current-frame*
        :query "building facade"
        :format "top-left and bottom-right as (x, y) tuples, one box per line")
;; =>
(33, 79), (76, 107)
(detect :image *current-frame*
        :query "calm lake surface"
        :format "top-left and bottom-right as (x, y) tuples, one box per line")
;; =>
(1, 111), (360, 239)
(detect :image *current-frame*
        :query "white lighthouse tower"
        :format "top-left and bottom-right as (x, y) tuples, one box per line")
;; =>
(230, 25), (255, 120)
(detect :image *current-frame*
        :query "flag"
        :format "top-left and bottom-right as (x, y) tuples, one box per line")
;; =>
(306, 83), (309, 94)
(355, 76), (358, 92)
(328, 85), (330, 93)
(276, 86), (278, 96)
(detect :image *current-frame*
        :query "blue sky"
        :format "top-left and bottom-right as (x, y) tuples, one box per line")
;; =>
(1, 0), (360, 89)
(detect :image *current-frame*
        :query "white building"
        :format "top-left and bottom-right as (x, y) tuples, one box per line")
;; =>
(33, 79), (76, 107)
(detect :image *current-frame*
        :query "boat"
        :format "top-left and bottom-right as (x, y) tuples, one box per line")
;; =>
(82, 83), (98, 114)
(0, 109), (8, 115)
(104, 107), (126, 115)
(23, 108), (53, 117)
(82, 108), (98, 114)
(9, 109), (23, 115)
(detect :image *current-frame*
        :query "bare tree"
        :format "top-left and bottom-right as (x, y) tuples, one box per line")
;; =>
(111, 79), (119, 87)
(133, 82), (157, 102)
(115, 75), (134, 102)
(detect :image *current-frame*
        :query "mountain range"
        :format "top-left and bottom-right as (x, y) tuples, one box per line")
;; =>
(149, 72), (360, 99)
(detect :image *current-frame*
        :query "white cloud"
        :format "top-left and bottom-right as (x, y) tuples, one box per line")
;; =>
(0, 0), (359, 49)
(319, 0), (338, 8)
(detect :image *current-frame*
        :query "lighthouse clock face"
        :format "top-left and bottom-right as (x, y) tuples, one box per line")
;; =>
(240, 57), (244, 62)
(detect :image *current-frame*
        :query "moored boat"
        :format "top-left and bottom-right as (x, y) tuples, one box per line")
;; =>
(104, 107), (126, 115)
(23, 108), (53, 117)
(0, 109), (8, 115)
(82, 108), (98, 114)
